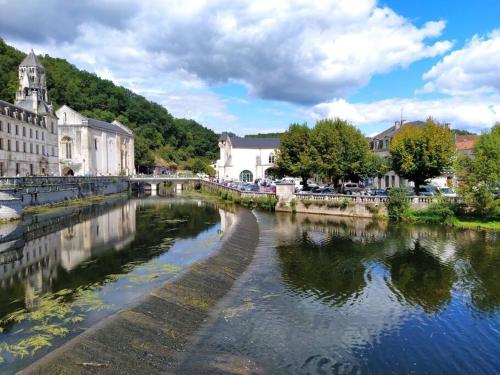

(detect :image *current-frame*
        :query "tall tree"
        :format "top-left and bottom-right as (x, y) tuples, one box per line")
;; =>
(389, 118), (455, 193)
(310, 118), (370, 183)
(456, 124), (500, 216)
(275, 123), (315, 186)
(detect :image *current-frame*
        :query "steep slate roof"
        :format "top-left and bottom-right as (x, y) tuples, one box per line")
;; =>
(87, 118), (134, 137)
(20, 50), (44, 68)
(219, 133), (280, 149)
(371, 120), (425, 140)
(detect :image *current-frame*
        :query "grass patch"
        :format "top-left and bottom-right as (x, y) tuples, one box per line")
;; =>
(23, 193), (127, 215)
(450, 217), (500, 231)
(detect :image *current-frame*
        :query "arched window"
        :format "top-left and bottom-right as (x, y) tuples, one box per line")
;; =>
(239, 170), (253, 182)
(63, 112), (67, 124)
(61, 136), (72, 159)
(268, 152), (275, 164)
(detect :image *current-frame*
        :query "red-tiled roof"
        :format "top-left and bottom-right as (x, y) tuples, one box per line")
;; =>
(455, 135), (478, 151)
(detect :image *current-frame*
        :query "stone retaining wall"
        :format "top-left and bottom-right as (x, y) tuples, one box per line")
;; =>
(20, 207), (259, 375)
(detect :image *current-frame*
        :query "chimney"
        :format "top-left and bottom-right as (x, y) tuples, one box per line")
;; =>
(395, 121), (400, 130)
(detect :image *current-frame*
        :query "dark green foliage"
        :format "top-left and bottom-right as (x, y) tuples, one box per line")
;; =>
(387, 188), (410, 221)
(0, 39), (218, 172)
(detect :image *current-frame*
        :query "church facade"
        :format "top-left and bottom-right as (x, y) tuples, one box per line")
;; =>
(56, 105), (134, 176)
(0, 50), (59, 176)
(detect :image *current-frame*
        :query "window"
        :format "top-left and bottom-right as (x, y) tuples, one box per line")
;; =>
(42, 145), (45, 155)
(94, 139), (98, 150)
(0, 138), (3, 150)
(15, 124), (18, 135)
(63, 112), (67, 124)
(7, 139), (10, 151)
(52, 147), (55, 156)
(51, 122), (54, 133)
(42, 132), (44, 141)
(0, 120), (2, 131)
(36, 130), (38, 139)
(7, 123), (10, 133)
(15, 141), (19, 152)
(239, 170), (253, 182)
(22, 127), (26, 137)
(30, 143), (33, 153)
(0, 162), (3, 176)
(30, 128), (33, 138)
(16, 163), (20, 175)
(66, 143), (72, 158)
(29, 164), (33, 176)
(36, 144), (39, 154)
(268, 152), (275, 164)
(391, 175), (396, 187)
(23, 142), (26, 152)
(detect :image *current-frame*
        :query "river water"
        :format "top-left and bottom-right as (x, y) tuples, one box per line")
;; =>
(0, 196), (233, 374)
(0, 196), (499, 374)
(179, 211), (500, 375)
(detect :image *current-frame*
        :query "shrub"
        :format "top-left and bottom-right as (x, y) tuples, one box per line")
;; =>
(290, 198), (297, 213)
(387, 188), (410, 221)
(366, 203), (380, 214)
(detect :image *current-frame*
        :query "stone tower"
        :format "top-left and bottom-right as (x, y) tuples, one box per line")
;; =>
(15, 49), (53, 115)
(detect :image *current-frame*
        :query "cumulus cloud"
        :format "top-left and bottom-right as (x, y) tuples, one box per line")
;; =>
(422, 30), (500, 96)
(309, 96), (500, 131)
(1, 0), (452, 105)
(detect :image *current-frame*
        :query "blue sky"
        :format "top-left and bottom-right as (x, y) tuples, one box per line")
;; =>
(1, 0), (499, 136)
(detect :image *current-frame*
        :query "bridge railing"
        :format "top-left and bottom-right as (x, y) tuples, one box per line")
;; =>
(201, 180), (277, 199)
(0, 176), (129, 189)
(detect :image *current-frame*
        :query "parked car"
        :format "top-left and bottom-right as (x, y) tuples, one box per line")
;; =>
(241, 183), (260, 192)
(368, 189), (388, 197)
(300, 184), (319, 193)
(438, 187), (457, 198)
(338, 182), (362, 195)
(418, 185), (438, 196)
(315, 187), (336, 194)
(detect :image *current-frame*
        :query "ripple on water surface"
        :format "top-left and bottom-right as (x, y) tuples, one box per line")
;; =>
(0, 197), (233, 374)
(178, 212), (500, 375)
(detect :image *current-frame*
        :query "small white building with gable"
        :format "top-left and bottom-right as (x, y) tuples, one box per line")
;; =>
(56, 105), (134, 176)
(215, 133), (280, 182)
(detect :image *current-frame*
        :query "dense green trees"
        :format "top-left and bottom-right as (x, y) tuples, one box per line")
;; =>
(0, 39), (219, 172)
(275, 123), (315, 186)
(456, 124), (500, 216)
(389, 118), (455, 193)
(276, 119), (382, 185)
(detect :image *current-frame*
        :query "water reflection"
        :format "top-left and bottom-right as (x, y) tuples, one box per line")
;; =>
(275, 212), (498, 315)
(0, 197), (229, 374)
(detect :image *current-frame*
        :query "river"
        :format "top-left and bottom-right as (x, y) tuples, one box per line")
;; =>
(0, 196), (498, 374)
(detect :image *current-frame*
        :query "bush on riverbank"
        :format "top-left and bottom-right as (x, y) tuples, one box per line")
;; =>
(386, 188), (410, 221)
(199, 186), (277, 211)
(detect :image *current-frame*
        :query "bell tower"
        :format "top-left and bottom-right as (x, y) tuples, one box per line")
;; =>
(15, 49), (52, 115)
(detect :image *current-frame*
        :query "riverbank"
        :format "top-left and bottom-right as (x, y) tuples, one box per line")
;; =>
(20, 206), (259, 375)
(22, 192), (129, 215)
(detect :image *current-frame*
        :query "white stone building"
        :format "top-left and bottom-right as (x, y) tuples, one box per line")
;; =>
(56, 105), (134, 176)
(0, 50), (59, 176)
(215, 133), (279, 181)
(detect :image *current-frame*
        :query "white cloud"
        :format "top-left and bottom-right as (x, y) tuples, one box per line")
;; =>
(2, 0), (452, 106)
(422, 29), (500, 96)
(309, 96), (500, 131)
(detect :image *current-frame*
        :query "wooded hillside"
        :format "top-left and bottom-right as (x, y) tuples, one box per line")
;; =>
(0, 39), (219, 172)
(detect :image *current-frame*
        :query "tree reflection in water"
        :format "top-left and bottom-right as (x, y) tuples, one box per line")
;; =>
(276, 212), (499, 315)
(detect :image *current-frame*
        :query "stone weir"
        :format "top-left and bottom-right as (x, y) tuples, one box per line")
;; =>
(0, 176), (130, 220)
(20, 206), (259, 375)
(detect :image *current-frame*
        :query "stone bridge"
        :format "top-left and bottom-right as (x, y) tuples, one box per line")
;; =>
(130, 175), (201, 195)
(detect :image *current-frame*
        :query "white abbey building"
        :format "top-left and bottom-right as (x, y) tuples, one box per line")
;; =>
(215, 133), (280, 182)
(56, 105), (134, 176)
(0, 50), (59, 176)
